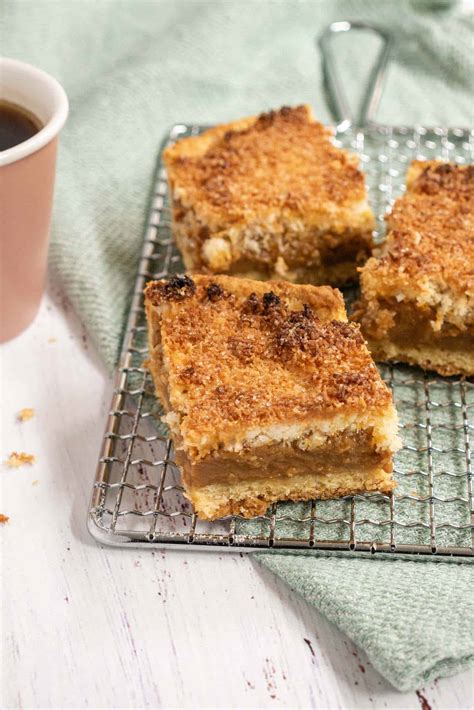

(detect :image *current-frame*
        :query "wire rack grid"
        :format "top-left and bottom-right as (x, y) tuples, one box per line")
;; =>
(88, 122), (474, 556)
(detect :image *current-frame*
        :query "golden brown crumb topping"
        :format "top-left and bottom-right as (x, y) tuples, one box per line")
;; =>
(17, 408), (35, 422)
(5, 451), (36, 468)
(360, 161), (474, 307)
(145, 275), (392, 447)
(164, 105), (369, 227)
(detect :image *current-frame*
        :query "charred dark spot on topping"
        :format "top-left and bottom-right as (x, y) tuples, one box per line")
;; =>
(256, 106), (305, 130)
(273, 305), (316, 358)
(262, 291), (281, 311)
(434, 163), (454, 175)
(256, 110), (277, 129)
(215, 385), (226, 395)
(241, 292), (261, 317)
(161, 275), (196, 301)
(205, 282), (225, 302)
(417, 162), (474, 197)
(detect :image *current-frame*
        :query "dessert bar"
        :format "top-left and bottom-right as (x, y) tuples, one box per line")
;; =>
(145, 274), (399, 520)
(164, 105), (375, 286)
(354, 161), (474, 376)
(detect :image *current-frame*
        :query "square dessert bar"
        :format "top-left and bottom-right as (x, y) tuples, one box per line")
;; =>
(163, 105), (375, 287)
(354, 161), (474, 376)
(144, 274), (399, 520)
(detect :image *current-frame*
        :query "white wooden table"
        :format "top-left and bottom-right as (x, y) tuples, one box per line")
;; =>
(2, 279), (473, 710)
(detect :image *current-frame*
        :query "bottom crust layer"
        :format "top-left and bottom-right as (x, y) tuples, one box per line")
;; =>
(365, 339), (474, 377)
(186, 467), (395, 520)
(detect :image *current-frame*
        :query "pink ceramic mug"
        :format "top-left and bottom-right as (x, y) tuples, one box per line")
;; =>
(0, 58), (68, 342)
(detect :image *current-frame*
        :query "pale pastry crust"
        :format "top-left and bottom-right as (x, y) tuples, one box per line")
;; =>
(188, 467), (395, 520)
(145, 274), (399, 520)
(164, 105), (375, 286)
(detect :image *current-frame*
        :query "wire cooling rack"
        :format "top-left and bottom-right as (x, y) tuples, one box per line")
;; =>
(88, 122), (474, 555)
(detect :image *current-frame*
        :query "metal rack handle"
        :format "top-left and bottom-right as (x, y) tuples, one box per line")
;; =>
(318, 21), (392, 131)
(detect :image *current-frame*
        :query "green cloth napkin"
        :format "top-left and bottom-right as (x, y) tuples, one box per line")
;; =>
(257, 551), (474, 691)
(4, 0), (473, 692)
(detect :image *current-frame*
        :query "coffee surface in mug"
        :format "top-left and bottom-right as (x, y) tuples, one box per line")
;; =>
(0, 99), (42, 151)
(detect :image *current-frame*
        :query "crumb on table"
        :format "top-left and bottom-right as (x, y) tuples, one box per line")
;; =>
(0, 514), (9, 524)
(5, 452), (36, 468)
(17, 408), (35, 422)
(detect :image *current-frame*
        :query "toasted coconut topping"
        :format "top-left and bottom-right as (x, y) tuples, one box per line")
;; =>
(164, 105), (371, 227)
(145, 274), (392, 452)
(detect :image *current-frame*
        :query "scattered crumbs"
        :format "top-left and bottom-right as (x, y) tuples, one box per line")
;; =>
(303, 638), (315, 657)
(5, 451), (36, 468)
(0, 514), (9, 524)
(354, 681), (359, 686)
(134, 560), (141, 567)
(359, 664), (366, 674)
(48, 337), (57, 343)
(246, 680), (255, 690)
(416, 690), (432, 710)
(17, 407), (35, 422)
(64, 596), (69, 604)
(32, 480), (39, 486)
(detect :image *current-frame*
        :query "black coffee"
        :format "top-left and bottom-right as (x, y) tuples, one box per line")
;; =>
(0, 100), (42, 151)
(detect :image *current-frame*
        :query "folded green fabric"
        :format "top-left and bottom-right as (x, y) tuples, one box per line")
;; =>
(257, 550), (474, 691)
(4, 0), (473, 691)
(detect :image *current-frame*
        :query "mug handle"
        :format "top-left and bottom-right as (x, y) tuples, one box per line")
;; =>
(318, 21), (392, 131)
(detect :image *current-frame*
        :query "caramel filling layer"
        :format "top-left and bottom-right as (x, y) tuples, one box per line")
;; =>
(176, 429), (392, 490)
(369, 300), (474, 354)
